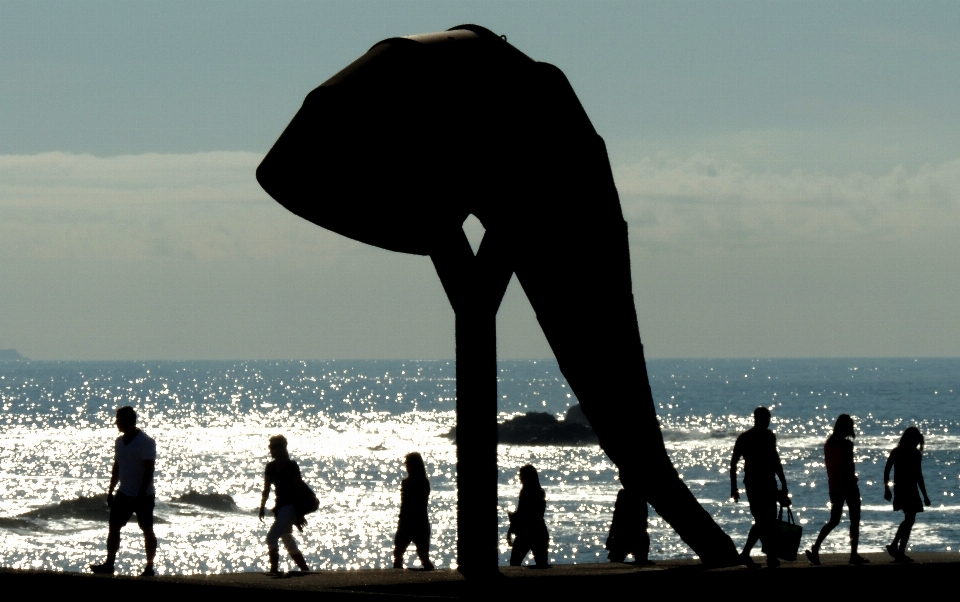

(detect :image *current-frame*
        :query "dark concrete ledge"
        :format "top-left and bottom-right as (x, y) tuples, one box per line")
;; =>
(3, 553), (958, 599)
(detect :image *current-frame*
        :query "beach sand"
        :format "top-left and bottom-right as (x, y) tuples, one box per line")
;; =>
(4, 553), (958, 599)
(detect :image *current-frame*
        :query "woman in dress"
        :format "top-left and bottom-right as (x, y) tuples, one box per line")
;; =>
(258, 435), (311, 574)
(884, 427), (931, 562)
(507, 464), (550, 567)
(392, 452), (434, 570)
(805, 414), (870, 565)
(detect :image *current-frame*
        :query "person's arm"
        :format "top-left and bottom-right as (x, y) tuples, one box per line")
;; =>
(848, 441), (858, 484)
(729, 446), (742, 502)
(136, 459), (155, 498)
(772, 433), (788, 500)
(883, 451), (894, 501)
(259, 471), (271, 522)
(918, 456), (931, 506)
(107, 459), (119, 506)
(775, 455), (789, 504)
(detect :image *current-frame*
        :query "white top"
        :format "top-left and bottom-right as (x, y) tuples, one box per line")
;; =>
(115, 431), (157, 497)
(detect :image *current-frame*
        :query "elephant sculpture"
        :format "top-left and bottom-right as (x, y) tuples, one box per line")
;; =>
(256, 24), (740, 572)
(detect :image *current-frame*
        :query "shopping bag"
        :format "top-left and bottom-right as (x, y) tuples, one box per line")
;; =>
(773, 505), (803, 560)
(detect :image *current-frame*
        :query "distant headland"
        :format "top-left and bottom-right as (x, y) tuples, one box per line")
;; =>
(0, 349), (26, 361)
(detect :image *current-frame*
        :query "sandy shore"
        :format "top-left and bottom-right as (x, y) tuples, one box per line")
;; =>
(3, 553), (958, 599)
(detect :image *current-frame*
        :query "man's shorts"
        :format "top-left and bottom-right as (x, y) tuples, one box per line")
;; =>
(746, 485), (778, 524)
(829, 485), (861, 509)
(109, 492), (155, 531)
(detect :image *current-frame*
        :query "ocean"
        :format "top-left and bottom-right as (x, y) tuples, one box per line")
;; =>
(1, 358), (958, 575)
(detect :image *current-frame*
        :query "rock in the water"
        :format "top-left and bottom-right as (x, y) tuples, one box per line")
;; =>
(172, 490), (239, 512)
(19, 494), (111, 522)
(16, 494), (166, 524)
(564, 404), (591, 426)
(445, 410), (598, 445)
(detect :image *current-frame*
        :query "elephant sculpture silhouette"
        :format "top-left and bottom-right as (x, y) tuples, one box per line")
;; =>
(256, 24), (740, 572)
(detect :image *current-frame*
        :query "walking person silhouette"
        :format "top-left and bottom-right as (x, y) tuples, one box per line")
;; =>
(392, 452), (435, 570)
(507, 464), (550, 567)
(805, 414), (870, 565)
(730, 407), (789, 568)
(884, 427), (931, 562)
(89, 406), (158, 576)
(259, 435), (311, 574)
(605, 488), (653, 565)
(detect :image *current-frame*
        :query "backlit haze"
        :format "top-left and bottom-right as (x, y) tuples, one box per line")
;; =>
(3, 1), (960, 361)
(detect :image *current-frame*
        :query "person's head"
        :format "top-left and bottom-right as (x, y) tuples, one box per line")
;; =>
(753, 406), (771, 429)
(519, 464), (541, 489)
(404, 452), (427, 480)
(115, 406), (137, 433)
(268, 435), (289, 459)
(833, 414), (855, 439)
(899, 426), (924, 452)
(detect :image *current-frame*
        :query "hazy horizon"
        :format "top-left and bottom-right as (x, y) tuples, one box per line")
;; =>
(3, 2), (960, 361)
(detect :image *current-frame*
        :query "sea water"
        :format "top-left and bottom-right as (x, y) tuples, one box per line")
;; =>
(0, 358), (958, 574)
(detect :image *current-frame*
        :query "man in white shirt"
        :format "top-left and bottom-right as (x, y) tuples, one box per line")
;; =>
(90, 406), (157, 576)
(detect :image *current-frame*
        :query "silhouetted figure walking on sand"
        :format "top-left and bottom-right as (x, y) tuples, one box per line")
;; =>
(730, 407), (789, 568)
(507, 464), (550, 567)
(89, 406), (158, 577)
(884, 427), (931, 563)
(393, 452), (435, 570)
(259, 435), (311, 574)
(805, 414), (869, 565)
(605, 488), (653, 565)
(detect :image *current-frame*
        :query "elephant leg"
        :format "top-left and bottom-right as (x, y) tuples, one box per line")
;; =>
(511, 217), (739, 567)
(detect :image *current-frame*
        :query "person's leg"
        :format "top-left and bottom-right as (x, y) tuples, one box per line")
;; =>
(890, 510), (905, 550)
(413, 529), (434, 570)
(532, 540), (549, 568)
(135, 496), (156, 575)
(393, 526), (414, 568)
(509, 537), (529, 567)
(266, 506), (295, 573)
(281, 533), (309, 571)
(849, 499), (861, 554)
(888, 511), (904, 560)
(898, 511), (916, 558)
(747, 489), (778, 567)
(813, 498), (843, 549)
(743, 523), (761, 555)
(848, 493), (868, 564)
(92, 493), (134, 573)
(743, 489), (763, 557)
(806, 494), (843, 564)
(105, 524), (121, 564)
(143, 530), (157, 570)
(637, 501), (651, 564)
(273, 506), (308, 570)
(266, 520), (282, 573)
(762, 516), (780, 567)
(759, 495), (780, 567)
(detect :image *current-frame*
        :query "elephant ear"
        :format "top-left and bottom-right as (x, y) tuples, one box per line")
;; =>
(256, 31), (541, 257)
(255, 43), (457, 257)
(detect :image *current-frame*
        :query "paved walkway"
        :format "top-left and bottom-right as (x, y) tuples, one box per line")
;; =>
(3, 553), (958, 599)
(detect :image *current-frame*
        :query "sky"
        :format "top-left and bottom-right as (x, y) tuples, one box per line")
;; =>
(2, 1), (959, 360)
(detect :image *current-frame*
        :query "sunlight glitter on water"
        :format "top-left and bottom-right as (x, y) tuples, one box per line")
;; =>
(2, 359), (959, 573)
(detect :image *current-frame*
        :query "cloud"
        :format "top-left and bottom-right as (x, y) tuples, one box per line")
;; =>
(614, 154), (960, 251)
(5, 150), (960, 261)
(0, 151), (364, 261)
